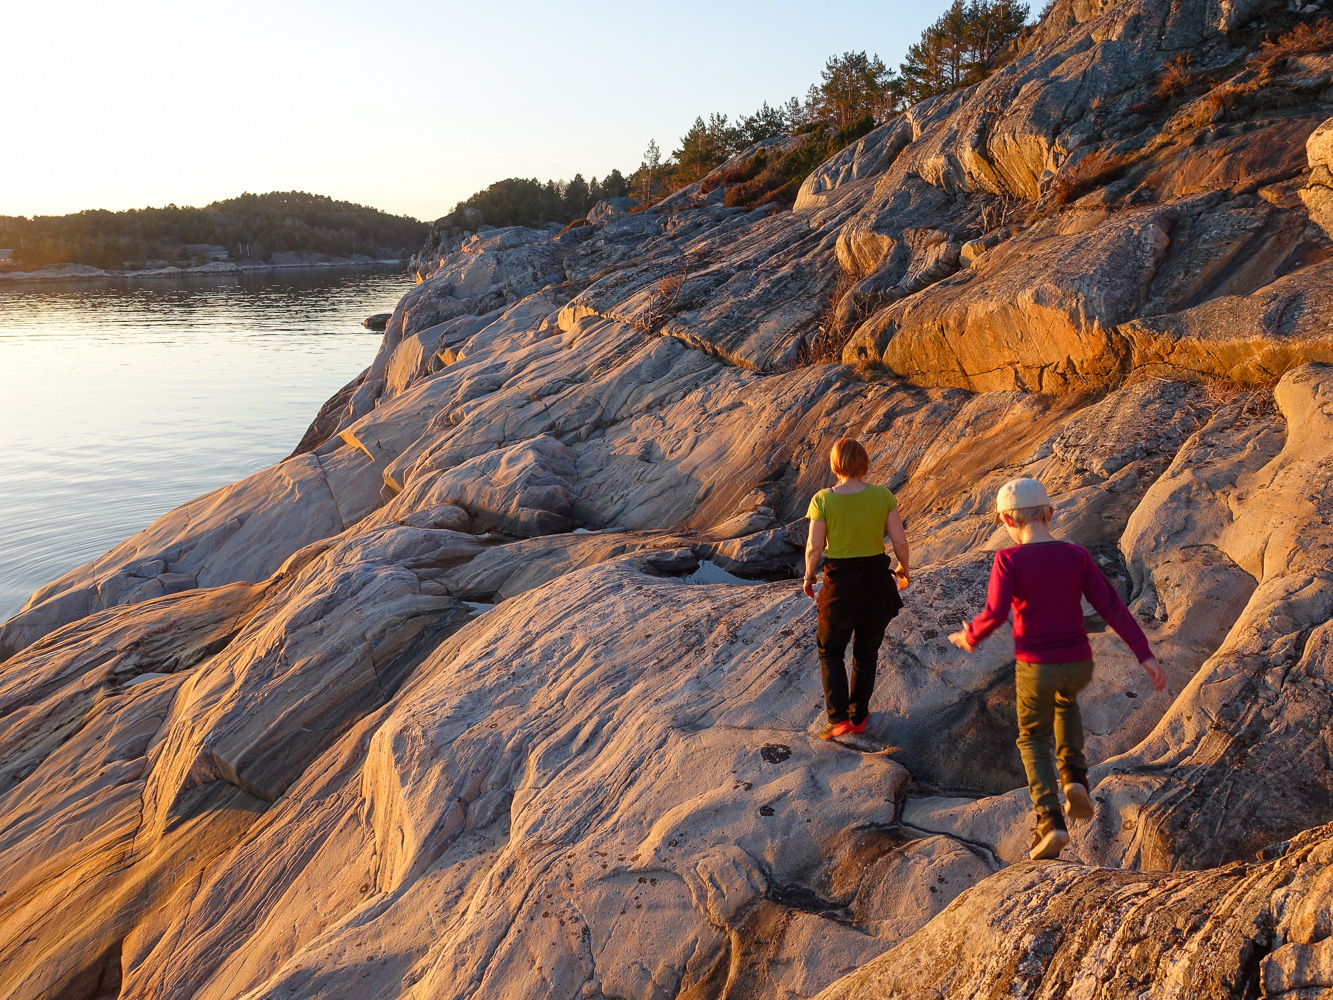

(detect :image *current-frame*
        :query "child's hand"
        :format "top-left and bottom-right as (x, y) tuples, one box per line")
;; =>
(948, 631), (975, 653)
(1142, 656), (1166, 691)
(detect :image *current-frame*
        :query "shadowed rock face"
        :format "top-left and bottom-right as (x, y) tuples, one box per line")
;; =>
(815, 821), (1333, 1000)
(4, 0), (1333, 996)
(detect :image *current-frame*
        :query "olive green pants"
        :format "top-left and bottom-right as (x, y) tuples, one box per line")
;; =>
(1015, 659), (1094, 813)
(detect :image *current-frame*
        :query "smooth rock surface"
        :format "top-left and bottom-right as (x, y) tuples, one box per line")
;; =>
(5, 0), (1333, 995)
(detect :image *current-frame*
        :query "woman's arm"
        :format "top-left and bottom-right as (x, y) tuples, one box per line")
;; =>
(803, 519), (826, 599)
(886, 508), (910, 589)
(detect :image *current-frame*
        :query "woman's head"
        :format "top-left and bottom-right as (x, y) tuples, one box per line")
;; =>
(829, 438), (870, 480)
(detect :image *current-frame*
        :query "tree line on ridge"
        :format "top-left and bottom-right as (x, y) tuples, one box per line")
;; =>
(0, 0), (1031, 270)
(442, 0), (1030, 230)
(0, 192), (428, 271)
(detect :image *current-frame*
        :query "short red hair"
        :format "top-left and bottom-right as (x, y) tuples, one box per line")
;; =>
(829, 438), (870, 479)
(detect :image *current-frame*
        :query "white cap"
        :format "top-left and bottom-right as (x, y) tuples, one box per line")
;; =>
(995, 478), (1051, 518)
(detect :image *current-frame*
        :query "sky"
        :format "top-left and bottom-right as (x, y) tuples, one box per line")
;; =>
(4, 0), (949, 223)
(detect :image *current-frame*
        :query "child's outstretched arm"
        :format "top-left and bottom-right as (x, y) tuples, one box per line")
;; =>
(949, 552), (1013, 653)
(1081, 553), (1166, 691)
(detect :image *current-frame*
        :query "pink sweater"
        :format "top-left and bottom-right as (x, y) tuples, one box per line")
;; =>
(964, 541), (1154, 664)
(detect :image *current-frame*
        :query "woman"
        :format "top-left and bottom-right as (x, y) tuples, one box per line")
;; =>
(803, 437), (910, 739)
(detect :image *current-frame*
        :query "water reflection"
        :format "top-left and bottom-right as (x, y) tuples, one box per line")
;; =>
(0, 267), (414, 619)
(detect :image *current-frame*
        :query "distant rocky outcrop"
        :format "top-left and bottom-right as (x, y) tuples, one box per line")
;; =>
(586, 196), (641, 223)
(3, 0), (1333, 997)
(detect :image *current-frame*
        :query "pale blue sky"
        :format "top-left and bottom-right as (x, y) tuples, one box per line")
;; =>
(6, 0), (953, 221)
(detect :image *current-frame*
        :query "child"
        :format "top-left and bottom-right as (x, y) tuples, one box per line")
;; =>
(949, 477), (1165, 860)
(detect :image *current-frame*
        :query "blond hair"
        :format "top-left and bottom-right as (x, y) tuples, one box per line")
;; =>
(829, 438), (870, 479)
(997, 504), (1052, 527)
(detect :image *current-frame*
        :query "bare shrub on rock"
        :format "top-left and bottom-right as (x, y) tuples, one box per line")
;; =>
(1048, 148), (1140, 206)
(801, 266), (866, 364)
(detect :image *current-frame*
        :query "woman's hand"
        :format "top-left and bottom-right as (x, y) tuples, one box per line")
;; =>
(802, 576), (817, 599)
(886, 509), (910, 594)
(1142, 656), (1166, 691)
(948, 631), (975, 653)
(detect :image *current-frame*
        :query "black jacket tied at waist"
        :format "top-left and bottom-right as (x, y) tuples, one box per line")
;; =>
(817, 552), (903, 632)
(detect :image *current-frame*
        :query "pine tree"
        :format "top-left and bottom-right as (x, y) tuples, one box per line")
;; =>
(671, 114), (740, 186)
(638, 140), (663, 205)
(564, 174), (590, 217)
(782, 96), (808, 132)
(897, 0), (1029, 107)
(967, 0), (1029, 69)
(737, 101), (792, 145)
(805, 51), (896, 129)
(602, 169), (629, 199)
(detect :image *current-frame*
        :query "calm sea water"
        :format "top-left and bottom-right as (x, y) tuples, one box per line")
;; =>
(0, 267), (414, 620)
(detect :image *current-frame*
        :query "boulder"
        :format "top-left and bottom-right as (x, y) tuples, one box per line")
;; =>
(587, 197), (641, 223)
(400, 434), (580, 538)
(815, 823), (1333, 1000)
(1298, 115), (1333, 238)
(844, 210), (1173, 391)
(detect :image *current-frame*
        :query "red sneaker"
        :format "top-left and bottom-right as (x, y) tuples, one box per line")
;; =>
(846, 719), (867, 734)
(818, 720), (855, 740)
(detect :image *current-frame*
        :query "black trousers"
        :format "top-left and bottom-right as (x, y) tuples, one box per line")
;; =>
(816, 619), (888, 724)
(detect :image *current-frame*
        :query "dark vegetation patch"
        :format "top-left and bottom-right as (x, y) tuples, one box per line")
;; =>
(722, 117), (880, 211)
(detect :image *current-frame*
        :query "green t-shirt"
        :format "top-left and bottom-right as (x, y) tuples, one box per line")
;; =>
(806, 484), (897, 559)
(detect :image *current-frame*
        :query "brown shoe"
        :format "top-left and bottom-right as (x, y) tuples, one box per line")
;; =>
(1060, 766), (1094, 822)
(1029, 810), (1069, 860)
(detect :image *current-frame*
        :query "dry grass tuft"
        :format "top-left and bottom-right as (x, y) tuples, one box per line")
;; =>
(1197, 372), (1281, 410)
(801, 267), (865, 364)
(1048, 148), (1139, 206)
(1202, 82), (1254, 119)
(1154, 54), (1199, 102)
(638, 273), (686, 333)
(979, 193), (1026, 232)
(1252, 17), (1333, 78)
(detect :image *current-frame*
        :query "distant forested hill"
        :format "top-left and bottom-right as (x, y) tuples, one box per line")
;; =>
(0, 192), (429, 270)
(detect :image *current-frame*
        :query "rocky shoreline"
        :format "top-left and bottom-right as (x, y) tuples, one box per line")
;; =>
(2, 0), (1333, 996)
(0, 255), (406, 283)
